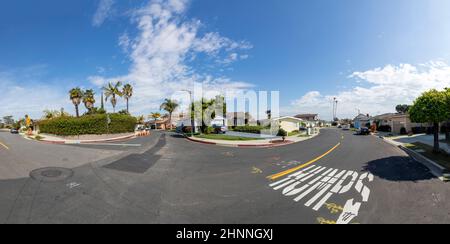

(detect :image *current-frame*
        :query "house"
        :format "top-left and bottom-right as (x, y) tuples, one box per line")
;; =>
(295, 114), (319, 121)
(295, 114), (320, 127)
(353, 114), (371, 129)
(372, 113), (428, 134)
(270, 116), (304, 133)
(147, 118), (173, 130)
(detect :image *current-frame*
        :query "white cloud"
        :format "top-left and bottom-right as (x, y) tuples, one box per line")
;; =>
(91, 0), (254, 114)
(287, 61), (450, 120)
(0, 67), (71, 119)
(92, 0), (115, 27)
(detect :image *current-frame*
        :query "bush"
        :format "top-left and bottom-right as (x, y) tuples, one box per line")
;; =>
(39, 114), (137, 136)
(400, 127), (407, 135)
(277, 128), (288, 137)
(232, 125), (264, 134)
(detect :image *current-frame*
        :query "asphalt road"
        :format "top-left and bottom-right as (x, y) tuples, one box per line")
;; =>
(0, 128), (449, 224)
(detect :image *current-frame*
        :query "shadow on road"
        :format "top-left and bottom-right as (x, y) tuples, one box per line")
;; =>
(103, 134), (166, 174)
(361, 156), (435, 182)
(170, 134), (186, 139)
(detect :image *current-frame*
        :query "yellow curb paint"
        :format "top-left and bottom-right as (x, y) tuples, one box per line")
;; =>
(0, 141), (9, 150)
(267, 142), (341, 180)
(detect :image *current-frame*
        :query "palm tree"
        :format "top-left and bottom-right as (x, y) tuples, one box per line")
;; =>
(122, 84), (133, 114)
(83, 89), (96, 113)
(149, 112), (161, 129)
(103, 81), (123, 113)
(266, 110), (272, 120)
(160, 99), (179, 130)
(69, 88), (84, 117)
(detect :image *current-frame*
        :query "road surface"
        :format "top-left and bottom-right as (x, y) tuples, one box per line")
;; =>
(0, 128), (449, 224)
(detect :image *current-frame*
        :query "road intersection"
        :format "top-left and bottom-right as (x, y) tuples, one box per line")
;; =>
(0, 128), (449, 224)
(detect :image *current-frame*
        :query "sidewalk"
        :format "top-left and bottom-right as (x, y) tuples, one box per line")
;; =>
(376, 132), (450, 181)
(186, 131), (320, 148)
(25, 132), (138, 144)
(377, 132), (450, 154)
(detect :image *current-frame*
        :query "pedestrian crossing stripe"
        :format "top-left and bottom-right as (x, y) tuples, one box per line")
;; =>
(269, 165), (374, 224)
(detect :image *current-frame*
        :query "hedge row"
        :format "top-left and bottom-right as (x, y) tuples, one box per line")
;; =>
(231, 125), (266, 134)
(39, 114), (137, 136)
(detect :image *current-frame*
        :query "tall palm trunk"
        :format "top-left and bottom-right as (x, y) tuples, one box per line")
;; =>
(126, 98), (129, 113)
(433, 122), (440, 153)
(75, 104), (79, 118)
(169, 112), (172, 130)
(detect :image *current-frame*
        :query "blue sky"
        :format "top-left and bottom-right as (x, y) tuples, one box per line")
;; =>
(1, 0), (450, 120)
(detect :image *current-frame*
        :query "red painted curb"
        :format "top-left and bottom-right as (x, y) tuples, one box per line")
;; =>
(39, 134), (137, 144)
(186, 136), (296, 148)
(186, 137), (217, 145)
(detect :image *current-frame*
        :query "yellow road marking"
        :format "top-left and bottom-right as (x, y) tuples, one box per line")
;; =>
(317, 217), (336, 225)
(252, 167), (263, 174)
(267, 142), (341, 180)
(0, 141), (9, 150)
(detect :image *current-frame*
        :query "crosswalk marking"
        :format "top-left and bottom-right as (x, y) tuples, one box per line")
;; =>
(269, 165), (374, 224)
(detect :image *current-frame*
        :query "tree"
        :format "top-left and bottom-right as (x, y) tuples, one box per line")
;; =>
(266, 110), (272, 120)
(2, 116), (14, 125)
(395, 104), (411, 114)
(445, 88), (450, 142)
(122, 84), (133, 113)
(409, 89), (449, 153)
(160, 99), (179, 130)
(83, 89), (96, 113)
(149, 112), (161, 129)
(69, 88), (84, 118)
(136, 115), (145, 125)
(103, 81), (123, 113)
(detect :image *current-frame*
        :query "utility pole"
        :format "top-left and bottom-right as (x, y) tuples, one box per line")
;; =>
(183, 90), (195, 137)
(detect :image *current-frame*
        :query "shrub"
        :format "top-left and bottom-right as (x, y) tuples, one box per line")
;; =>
(39, 114), (137, 136)
(400, 127), (407, 135)
(232, 125), (264, 134)
(277, 128), (288, 137)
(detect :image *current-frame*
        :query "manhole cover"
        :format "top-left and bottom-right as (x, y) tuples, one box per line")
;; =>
(30, 167), (74, 182)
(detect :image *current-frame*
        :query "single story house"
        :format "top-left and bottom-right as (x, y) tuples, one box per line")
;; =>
(353, 114), (371, 129)
(372, 113), (428, 134)
(295, 114), (319, 121)
(271, 116), (304, 133)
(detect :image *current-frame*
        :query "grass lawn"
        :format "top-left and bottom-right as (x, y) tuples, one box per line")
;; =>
(195, 134), (263, 141)
(404, 142), (450, 170)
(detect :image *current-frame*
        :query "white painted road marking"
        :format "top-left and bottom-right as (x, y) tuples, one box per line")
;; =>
(269, 165), (374, 224)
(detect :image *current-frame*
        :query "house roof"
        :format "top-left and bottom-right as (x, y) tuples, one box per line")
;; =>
(295, 114), (318, 118)
(271, 116), (304, 122)
(353, 114), (370, 121)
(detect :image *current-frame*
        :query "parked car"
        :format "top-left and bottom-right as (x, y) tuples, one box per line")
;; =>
(10, 128), (19, 134)
(357, 127), (370, 135)
(212, 125), (227, 134)
(342, 125), (350, 130)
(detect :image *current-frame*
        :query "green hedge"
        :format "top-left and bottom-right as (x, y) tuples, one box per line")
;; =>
(39, 114), (137, 136)
(231, 125), (265, 134)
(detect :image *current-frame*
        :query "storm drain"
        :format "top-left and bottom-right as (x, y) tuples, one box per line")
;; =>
(30, 167), (74, 182)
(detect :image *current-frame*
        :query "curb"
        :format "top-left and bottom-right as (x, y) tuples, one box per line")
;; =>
(378, 135), (449, 182)
(185, 136), (296, 148)
(37, 134), (137, 145)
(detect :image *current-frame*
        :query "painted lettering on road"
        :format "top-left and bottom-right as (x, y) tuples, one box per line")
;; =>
(269, 165), (374, 224)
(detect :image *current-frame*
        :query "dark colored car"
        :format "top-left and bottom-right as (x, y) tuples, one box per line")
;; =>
(212, 125), (227, 134)
(357, 127), (370, 135)
(10, 128), (19, 134)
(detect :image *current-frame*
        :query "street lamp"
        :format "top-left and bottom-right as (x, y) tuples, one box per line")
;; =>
(182, 89), (195, 137)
